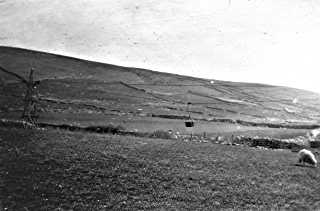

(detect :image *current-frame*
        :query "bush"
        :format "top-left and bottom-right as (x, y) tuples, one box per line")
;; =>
(310, 141), (320, 148)
(149, 130), (172, 139)
(85, 124), (125, 134)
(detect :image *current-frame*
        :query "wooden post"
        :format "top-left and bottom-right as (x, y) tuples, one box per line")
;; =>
(22, 68), (40, 122)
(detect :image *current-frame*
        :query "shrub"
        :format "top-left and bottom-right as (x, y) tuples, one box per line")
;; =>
(85, 124), (125, 134)
(149, 130), (172, 139)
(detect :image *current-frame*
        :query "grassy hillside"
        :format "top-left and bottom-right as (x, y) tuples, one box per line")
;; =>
(3, 47), (320, 210)
(1, 46), (320, 137)
(2, 127), (320, 210)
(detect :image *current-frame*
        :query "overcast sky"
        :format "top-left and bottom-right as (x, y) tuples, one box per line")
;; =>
(1, 0), (320, 93)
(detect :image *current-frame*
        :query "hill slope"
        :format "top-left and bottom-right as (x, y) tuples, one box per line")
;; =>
(1, 46), (320, 135)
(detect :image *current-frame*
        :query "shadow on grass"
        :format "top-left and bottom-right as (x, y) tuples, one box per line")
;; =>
(293, 163), (317, 168)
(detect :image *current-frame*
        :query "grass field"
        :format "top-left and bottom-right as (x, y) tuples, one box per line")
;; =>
(2, 126), (320, 210)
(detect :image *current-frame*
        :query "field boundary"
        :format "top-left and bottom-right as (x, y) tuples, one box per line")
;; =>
(1, 118), (319, 150)
(151, 114), (320, 130)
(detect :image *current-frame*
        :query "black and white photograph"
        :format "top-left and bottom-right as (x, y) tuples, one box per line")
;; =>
(2, 0), (320, 210)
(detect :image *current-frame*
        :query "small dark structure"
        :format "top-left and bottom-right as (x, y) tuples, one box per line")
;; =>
(184, 102), (194, 128)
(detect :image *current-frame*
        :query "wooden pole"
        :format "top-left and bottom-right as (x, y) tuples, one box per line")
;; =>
(22, 68), (39, 122)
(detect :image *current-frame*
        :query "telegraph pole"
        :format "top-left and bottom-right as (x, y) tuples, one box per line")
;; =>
(0, 65), (40, 123)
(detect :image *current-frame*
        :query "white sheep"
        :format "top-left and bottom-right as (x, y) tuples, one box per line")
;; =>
(298, 149), (317, 167)
(308, 128), (320, 140)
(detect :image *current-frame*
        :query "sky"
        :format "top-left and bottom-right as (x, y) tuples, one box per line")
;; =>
(1, 0), (320, 93)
